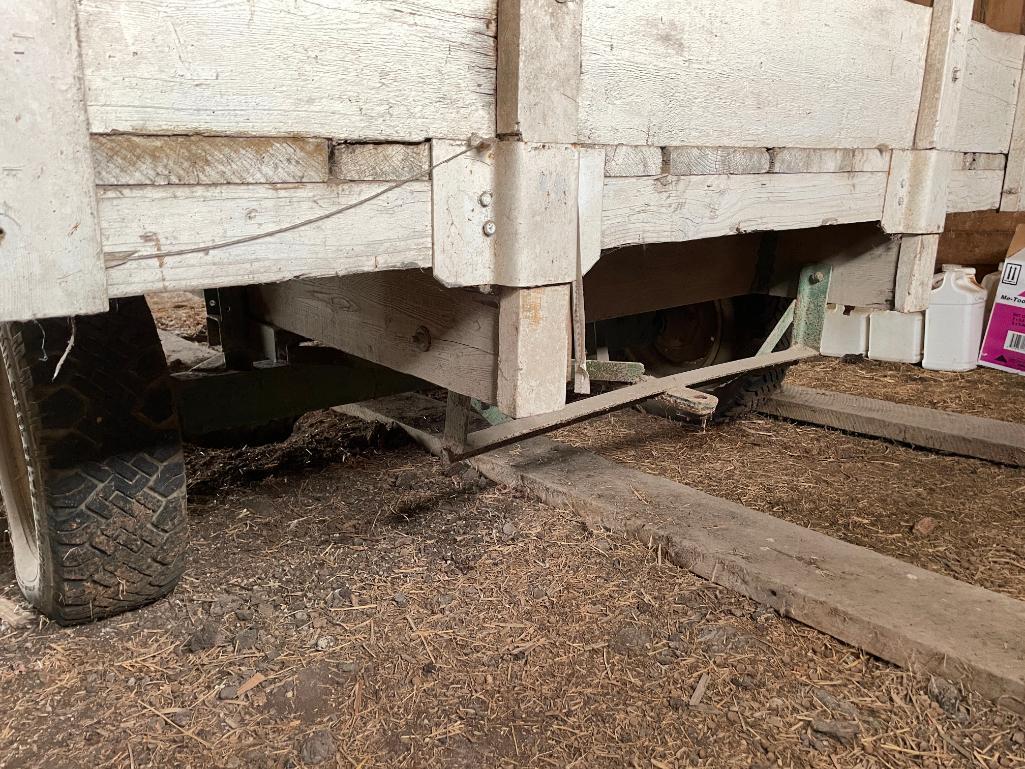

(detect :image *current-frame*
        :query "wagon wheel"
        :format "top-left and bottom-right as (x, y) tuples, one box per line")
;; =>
(0, 297), (188, 624)
(624, 295), (792, 421)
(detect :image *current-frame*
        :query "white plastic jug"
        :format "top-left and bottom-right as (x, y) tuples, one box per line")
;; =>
(868, 310), (924, 363)
(922, 265), (987, 372)
(981, 262), (1004, 319)
(821, 304), (870, 357)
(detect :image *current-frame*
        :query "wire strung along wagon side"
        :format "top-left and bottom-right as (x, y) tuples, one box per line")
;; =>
(4, 0), (1025, 622)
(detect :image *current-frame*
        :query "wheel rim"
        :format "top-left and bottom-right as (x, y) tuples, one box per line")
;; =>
(627, 300), (736, 376)
(0, 333), (40, 589)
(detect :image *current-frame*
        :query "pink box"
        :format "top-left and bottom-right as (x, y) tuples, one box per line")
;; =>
(979, 254), (1025, 375)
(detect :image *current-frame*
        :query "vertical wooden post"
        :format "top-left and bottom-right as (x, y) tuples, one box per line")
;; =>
(0, 0), (108, 321)
(884, 0), (972, 310)
(497, 285), (572, 418)
(894, 235), (941, 313)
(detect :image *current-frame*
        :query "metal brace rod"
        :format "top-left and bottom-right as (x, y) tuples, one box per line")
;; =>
(444, 346), (815, 462)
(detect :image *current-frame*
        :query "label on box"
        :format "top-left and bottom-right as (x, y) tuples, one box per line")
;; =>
(980, 257), (1025, 374)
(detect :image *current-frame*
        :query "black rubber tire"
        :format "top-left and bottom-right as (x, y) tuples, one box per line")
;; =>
(705, 295), (793, 422)
(0, 297), (188, 624)
(615, 295), (792, 422)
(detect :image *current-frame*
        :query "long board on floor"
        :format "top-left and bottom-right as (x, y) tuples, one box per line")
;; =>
(340, 393), (1025, 714)
(758, 384), (1025, 466)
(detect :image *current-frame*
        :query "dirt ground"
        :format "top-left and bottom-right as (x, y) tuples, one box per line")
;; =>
(557, 360), (1025, 604)
(1, 304), (1024, 767)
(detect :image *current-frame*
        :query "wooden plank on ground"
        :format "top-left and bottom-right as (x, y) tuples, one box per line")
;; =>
(341, 393), (1025, 713)
(92, 136), (330, 185)
(760, 384), (1025, 466)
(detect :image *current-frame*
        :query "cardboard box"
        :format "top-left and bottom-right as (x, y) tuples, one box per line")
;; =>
(979, 225), (1025, 375)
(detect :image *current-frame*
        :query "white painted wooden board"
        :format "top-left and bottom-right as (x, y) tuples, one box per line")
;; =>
(101, 183), (432, 297)
(882, 150), (953, 234)
(915, 0), (973, 150)
(947, 169), (1004, 212)
(252, 272), (500, 405)
(894, 234), (940, 313)
(604, 145), (662, 177)
(1, 0), (108, 321)
(77, 0), (496, 141)
(953, 22), (1025, 153)
(331, 143), (430, 182)
(1003, 51), (1025, 211)
(92, 135), (330, 185)
(600, 173), (888, 250)
(578, 0), (930, 148)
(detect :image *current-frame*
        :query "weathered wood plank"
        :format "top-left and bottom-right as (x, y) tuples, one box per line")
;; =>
(331, 143), (429, 182)
(882, 150), (953, 233)
(769, 147), (892, 174)
(761, 384), (1025, 466)
(584, 237), (762, 322)
(1, 0), (108, 322)
(579, 0), (930, 148)
(77, 0), (496, 140)
(601, 173), (888, 250)
(497, 0), (581, 143)
(666, 147), (770, 176)
(1002, 46), (1025, 210)
(953, 21), (1025, 152)
(603, 145), (662, 177)
(345, 392), (1025, 712)
(895, 234), (941, 313)
(249, 272), (500, 405)
(947, 168), (1005, 211)
(770, 224), (901, 310)
(916, 0), (974, 150)
(497, 285), (571, 418)
(101, 182), (432, 297)
(958, 151), (1007, 170)
(91, 135), (329, 185)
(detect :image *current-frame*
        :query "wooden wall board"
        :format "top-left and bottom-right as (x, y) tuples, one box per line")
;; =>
(331, 143), (430, 182)
(770, 224), (901, 309)
(953, 21), (1025, 152)
(92, 135), (330, 186)
(1, 0), (108, 322)
(249, 272), (500, 405)
(666, 147), (770, 176)
(77, 0), (496, 141)
(947, 168), (1005, 211)
(578, 0), (930, 148)
(603, 145), (663, 177)
(583, 237), (763, 322)
(958, 151), (1008, 169)
(102, 182), (433, 297)
(937, 210), (1025, 264)
(601, 173), (888, 250)
(768, 147), (892, 174)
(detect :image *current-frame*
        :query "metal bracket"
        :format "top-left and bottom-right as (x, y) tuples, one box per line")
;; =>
(793, 264), (832, 349)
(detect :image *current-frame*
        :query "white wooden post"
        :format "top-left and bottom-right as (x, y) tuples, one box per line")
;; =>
(1, 0), (107, 321)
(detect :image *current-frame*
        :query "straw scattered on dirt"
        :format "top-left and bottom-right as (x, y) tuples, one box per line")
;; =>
(788, 357), (1025, 424)
(3, 413), (1023, 769)
(146, 292), (208, 343)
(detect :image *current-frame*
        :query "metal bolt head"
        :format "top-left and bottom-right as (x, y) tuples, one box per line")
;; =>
(478, 191), (493, 207)
(412, 326), (432, 352)
(482, 220), (497, 237)
(808, 271), (825, 285)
